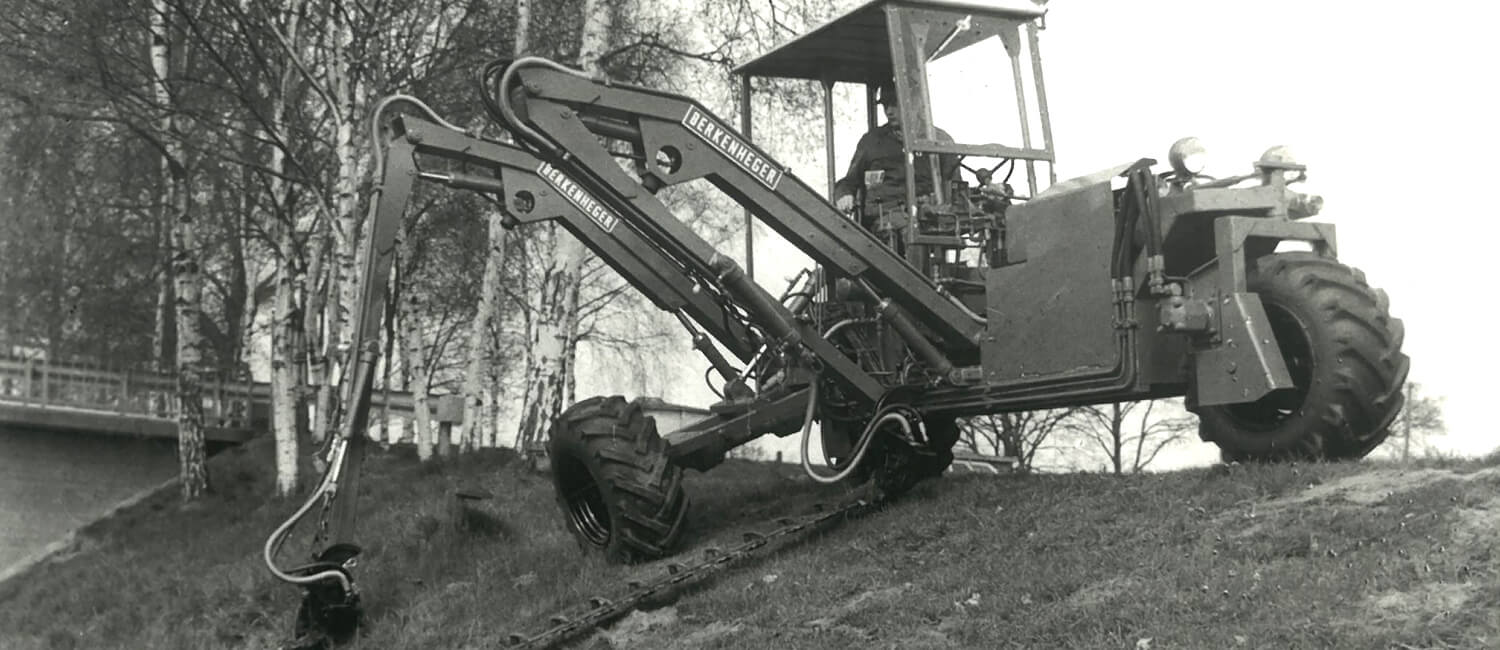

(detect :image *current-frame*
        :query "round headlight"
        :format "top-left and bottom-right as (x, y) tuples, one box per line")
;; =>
(1258, 145), (1299, 168)
(1168, 137), (1207, 177)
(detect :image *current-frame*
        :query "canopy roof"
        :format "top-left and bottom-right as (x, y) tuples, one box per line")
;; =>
(734, 0), (1046, 84)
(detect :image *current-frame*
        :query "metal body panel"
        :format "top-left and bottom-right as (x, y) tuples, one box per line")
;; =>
(1135, 288), (1191, 390)
(1193, 292), (1293, 406)
(982, 179), (1119, 382)
(1158, 185), (1283, 220)
(1213, 216), (1337, 294)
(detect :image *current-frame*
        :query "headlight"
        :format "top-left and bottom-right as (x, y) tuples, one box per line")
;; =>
(1257, 145), (1307, 182)
(1258, 145), (1299, 169)
(1168, 137), (1207, 177)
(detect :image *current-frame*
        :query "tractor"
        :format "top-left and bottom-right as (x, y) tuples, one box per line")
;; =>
(266, 0), (1408, 644)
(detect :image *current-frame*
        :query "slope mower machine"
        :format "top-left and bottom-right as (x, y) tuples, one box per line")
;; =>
(266, 0), (1408, 644)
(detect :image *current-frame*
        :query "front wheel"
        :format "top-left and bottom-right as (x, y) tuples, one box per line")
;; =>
(548, 396), (688, 563)
(1197, 252), (1409, 461)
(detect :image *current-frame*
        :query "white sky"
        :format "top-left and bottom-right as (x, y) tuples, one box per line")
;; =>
(576, 0), (1500, 464)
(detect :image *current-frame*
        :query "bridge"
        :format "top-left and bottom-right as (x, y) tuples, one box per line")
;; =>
(0, 355), (267, 443)
(0, 354), (444, 440)
(0, 354), (432, 582)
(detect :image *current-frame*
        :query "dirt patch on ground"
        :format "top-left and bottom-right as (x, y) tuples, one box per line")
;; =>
(1348, 582), (1478, 635)
(1223, 466), (1500, 537)
(1451, 497), (1500, 551)
(803, 583), (912, 629)
(1063, 576), (1142, 609)
(1274, 468), (1459, 508)
(591, 607), (680, 648)
(1297, 467), (1500, 506)
(899, 614), (968, 649)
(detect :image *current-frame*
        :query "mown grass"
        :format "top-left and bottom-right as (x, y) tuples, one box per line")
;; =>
(2, 438), (1498, 649)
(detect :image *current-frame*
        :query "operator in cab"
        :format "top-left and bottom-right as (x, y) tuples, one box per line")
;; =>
(832, 81), (960, 225)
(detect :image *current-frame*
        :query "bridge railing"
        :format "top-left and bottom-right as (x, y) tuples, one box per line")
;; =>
(0, 355), (263, 430)
(0, 354), (440, 433)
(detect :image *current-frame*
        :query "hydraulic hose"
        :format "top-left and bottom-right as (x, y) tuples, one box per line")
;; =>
(263, 438), (354, 594)
(494, 57), (602, 156)
(368, 94), (468, 181)
(799, 381), (912, 484)
(942, 288), (988, 325)
(798, 320), (910, 484)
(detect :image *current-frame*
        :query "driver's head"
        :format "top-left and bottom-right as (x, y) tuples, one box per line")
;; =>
(876, 81), (899, 126)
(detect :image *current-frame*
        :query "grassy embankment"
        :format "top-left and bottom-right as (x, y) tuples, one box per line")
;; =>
(2, 436), (1498, 649)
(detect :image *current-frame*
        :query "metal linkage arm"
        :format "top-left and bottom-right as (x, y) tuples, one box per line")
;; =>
(505, 62), (985, 356)
(392, 117), (763, 360)
(269, 107), (787, 643)
(504, 106), (884, 402)
(262, 133), (420, 648)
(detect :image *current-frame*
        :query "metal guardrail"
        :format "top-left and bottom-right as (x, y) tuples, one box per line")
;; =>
(0, 355), (432, 432)
(0, 356), (261, 429)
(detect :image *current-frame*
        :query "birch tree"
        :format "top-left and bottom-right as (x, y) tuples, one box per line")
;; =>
(396, 205), (436, 459)
(459, 1), (530, 451)
(266, 0), (309, 496)
(150, 0), (209, 500)
(514, 0), (610, 454)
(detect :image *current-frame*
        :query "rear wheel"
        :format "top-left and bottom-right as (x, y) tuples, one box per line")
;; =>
(548, 396), (688, 563)
(1198, 252), (1409, 461)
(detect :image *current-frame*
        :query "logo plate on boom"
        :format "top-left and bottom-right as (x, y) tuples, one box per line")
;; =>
(537, 162), (620, 233)
(682, 106), (782, 190)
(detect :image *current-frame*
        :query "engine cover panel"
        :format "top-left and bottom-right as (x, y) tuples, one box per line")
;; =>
(982, 179), (1120, 383)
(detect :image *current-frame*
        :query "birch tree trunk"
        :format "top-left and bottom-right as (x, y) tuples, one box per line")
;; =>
(513, 0), (607, 453)
(302, 231), (329, 443)
(319, 5), (362, 444)
(268, 2), (306, 497)
(151, 0), (207, 501)
(153, 224), (175, 371)
(396, 229), (434, 460)
(459, 0), (529, 451)
(271, 239), (301, 495)
(461, 215), (507, 450)
(403, 300), (436, 458)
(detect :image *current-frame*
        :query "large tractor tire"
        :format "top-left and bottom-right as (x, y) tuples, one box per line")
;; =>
(1198, 252), (1409, 461)
(548, 396), (687, 563)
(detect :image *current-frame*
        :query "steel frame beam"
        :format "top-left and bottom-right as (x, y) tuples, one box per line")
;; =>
(513, 67), (985, 355)
(393, 117), (763, 360)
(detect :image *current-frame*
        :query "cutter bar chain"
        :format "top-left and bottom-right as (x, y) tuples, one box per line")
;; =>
(503, 496), (882, 649)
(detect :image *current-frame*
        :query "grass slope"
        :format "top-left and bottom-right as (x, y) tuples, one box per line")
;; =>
(2, 438), (1498, 649)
